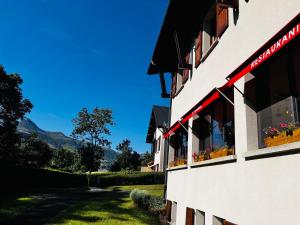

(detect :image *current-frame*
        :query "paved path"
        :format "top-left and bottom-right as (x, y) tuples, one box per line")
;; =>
(0, 188), (107, 225)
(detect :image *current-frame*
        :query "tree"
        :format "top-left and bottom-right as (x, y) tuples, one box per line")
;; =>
(20, 133), (53, 168)
(71, 107), (113, 173)
(51, 148), (76, 172)
(141, 151), (153, 167)
(111, 139), (141, 171)
(0, 66), (33, 166)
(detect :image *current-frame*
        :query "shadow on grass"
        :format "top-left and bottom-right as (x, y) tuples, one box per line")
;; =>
(50, 190), (160, 225)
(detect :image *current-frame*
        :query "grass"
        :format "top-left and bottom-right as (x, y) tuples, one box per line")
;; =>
(106, 184), (164, 197)
(0, 195), (40, 217)
(0, 185), (164, 225)
(47, 189), (161, 225)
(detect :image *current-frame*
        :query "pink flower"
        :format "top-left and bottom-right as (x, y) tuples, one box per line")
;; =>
(280, 123), (288, 128)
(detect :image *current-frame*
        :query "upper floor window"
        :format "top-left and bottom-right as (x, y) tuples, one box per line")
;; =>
(195, 3), (229, 67)
(156, 136), (161, 152)
(192, 88), (235, 162)
(245, 38), (300, 149)
(171, 50), (192, 98)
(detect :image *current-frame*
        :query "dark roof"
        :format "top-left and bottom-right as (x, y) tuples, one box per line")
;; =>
(146, 105), (170, 143)
(147, 0), (214, 75)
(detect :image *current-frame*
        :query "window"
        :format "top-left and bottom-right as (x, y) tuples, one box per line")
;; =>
(195, 210), (205, 225)
(183, 51), (193, 83)
(171, 71), (184, 98)
(176, 70), (183, 92)
(156, 136), (161, 152)
(152, 140), (156, 154)
(203, 5), (218, 55)
(169, 123), (188, 167)
(171, 73), (177, 98)
(195, 3), (228, 66)
(192, 88), (235, 161)
(186, 207), (195, 225)
(244, 38), (300, 149)
(166, 200), (172, 222)
(171, 202), (177, 224)
(213, 216), (237, 225)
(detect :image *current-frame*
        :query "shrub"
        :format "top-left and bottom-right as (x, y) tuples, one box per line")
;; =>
(130, 189), (151, 210)
(89, 171), (164, 187)
(130, 189), (164, 213)
(149, 195), (165, 214)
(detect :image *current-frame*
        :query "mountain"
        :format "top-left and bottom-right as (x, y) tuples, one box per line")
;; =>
(17, 118), (118, 162)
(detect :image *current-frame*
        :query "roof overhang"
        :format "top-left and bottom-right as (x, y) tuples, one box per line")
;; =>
(147, 0), (215, 75)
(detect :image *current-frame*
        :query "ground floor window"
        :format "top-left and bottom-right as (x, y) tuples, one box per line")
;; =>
(171, 201), (177, 224)
(245, 38), (300, 149)
(213, 216), (237, 225)
(192, 88), (235, 162)
(169, 123), (188, 167)
(195, 210), (205, 225)
(186, 207), (195, 225)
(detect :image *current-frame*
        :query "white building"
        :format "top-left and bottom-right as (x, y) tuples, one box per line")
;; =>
(147, 1), (300, 224)
(146, 105), (169, 172)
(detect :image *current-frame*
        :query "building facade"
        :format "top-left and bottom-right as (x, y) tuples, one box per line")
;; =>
(146, 106), (169, 172)
(148, 1), (300, 224)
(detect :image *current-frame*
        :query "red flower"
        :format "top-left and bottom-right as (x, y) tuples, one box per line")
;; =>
(280, 123), (288, 128)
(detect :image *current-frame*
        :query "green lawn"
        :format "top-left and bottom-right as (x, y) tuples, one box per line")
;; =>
(47, 185), (163, 225)
(107, 184), (164, 197)
(0, 185), (164, 225)
(0, 195), (40, 218)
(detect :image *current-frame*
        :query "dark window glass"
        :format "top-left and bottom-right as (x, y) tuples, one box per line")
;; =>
(244, 38), (300, 148)
(170, 123), (188, 161)
(194, 88), (235, 156)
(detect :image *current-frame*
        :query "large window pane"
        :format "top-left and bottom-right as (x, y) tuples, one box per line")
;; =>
(244, 38), (300, 149)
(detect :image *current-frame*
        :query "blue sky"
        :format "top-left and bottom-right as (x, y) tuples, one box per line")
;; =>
(0, 0), (170, 153)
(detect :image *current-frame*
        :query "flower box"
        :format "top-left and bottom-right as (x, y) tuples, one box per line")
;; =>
(194, 155), (205, 162)
(264, 133), (287, 147)
(264, 128), (300, 148)
(287, 128), (300, 143)
(209, 148), (234, 159)
(169, 158), (187, 168)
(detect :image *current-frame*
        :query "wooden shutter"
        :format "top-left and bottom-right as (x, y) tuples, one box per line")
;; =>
(171, 73), (177, 98)
(223, 220), (237, 225)
(195, 31), (203, 68)
(166, 200), (172, 222)
(185, 207), (194, 225)
(182, 53), (190, 83)
(216, 4), (229, 37)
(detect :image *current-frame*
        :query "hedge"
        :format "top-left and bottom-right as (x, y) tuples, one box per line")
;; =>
(89, 171), (164, 187)
(0, 166), (87, 192)
(130, 189), (165, 214)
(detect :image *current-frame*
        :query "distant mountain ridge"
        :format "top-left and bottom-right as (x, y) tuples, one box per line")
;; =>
(17, 118), (118, 162)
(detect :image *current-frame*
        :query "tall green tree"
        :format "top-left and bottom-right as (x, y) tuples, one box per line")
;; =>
(0, 66), (33, 166)
(20, 133), (53, 168)
(141, 151), (153, 167)
(71, 107), (113, 173)
(51, 148), (77, 172)
(111, 139), (141, 171)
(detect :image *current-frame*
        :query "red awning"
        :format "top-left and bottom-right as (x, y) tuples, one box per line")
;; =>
(163, 14), (300, 139)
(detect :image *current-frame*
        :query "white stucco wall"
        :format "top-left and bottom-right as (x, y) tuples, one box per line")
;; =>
(166, 1), (300, 224)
